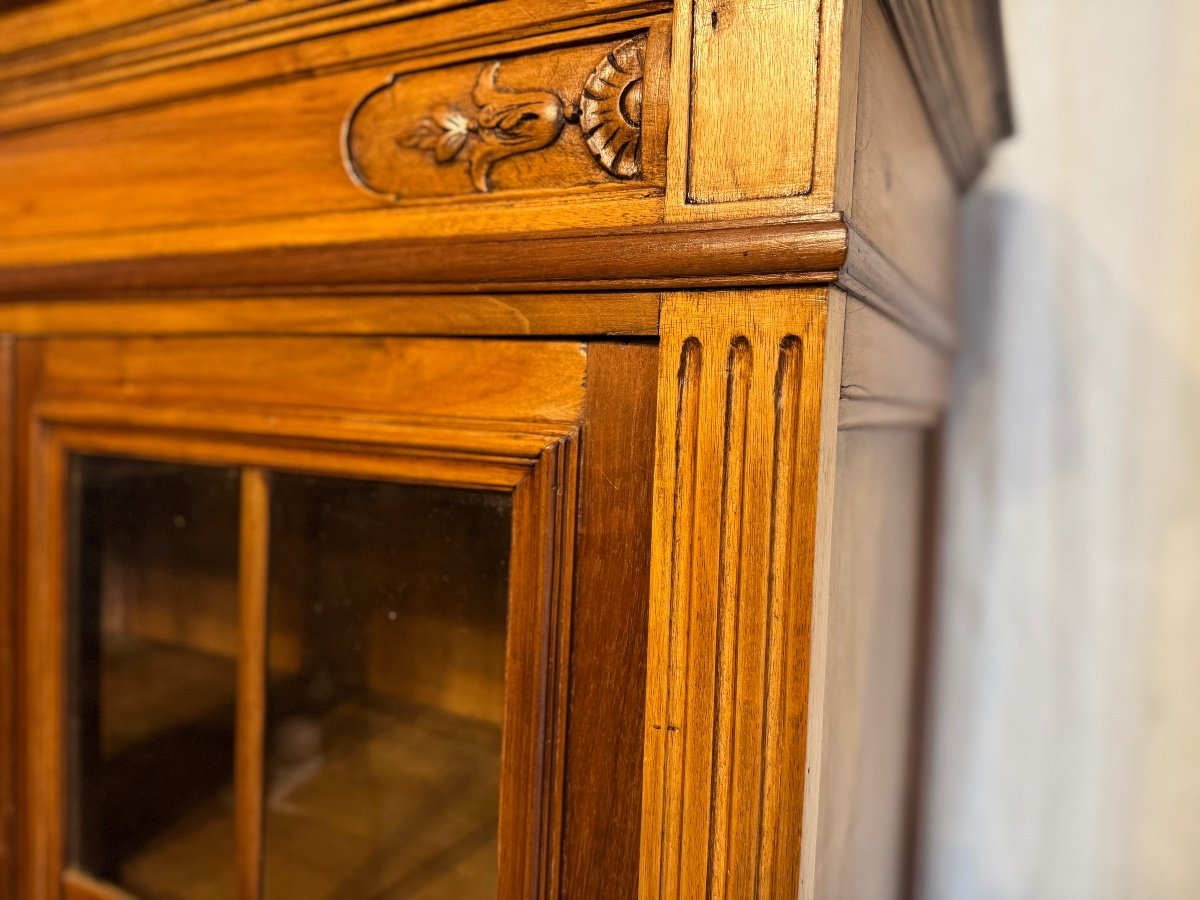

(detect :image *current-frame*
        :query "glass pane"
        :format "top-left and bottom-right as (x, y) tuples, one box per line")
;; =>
(264, 475), (511, 900)
(69, 456), (241, 899)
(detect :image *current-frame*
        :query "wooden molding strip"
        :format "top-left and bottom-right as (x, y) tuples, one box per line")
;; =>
(235, 468), (269, 900)
(880, 0), (1012, 187)
(838, 220), (957, 354)
(0, 292), (662, 338)
(0, 217), (847, 296)
(837, 297), (950, 429)
(640, 289), (842, 899)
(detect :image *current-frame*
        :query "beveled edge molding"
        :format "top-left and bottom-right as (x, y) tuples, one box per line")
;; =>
(0, 216), (848, 296)
(343, 36), (646, 197)
(640, 289), (840, 899)
(838, 219), (956, 354)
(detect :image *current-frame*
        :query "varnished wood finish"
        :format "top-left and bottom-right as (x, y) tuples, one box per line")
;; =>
(0, 339), (13, 900)
(0, 2), (674, 135)
(19, 342), (68, 900)
(344, 32), (663, 197)
(0, 10), (673, 264)
(0, 293), (662, 338)
(0, 0), (1010, 894)
(0, 217), (847, 295)
(683, 1), (822, 202)
(560, 342), (658, 898)
(640, 289), (844, 900)
(62, 868), (133, 900)
(504, 432), (579, 900)
(665, 0), (853, 221)
(235, 468), (269, 900)
(30, 336), (586, 428)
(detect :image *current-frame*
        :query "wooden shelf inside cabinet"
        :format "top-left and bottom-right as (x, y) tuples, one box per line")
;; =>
(0, 0), (1008, 898)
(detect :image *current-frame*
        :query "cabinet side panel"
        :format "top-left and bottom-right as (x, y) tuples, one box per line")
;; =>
(850, 0), (959, 320)
(814, 427), (931, 900)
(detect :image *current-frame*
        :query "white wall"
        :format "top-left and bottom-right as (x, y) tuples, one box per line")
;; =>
(919, 1), (1200, 897)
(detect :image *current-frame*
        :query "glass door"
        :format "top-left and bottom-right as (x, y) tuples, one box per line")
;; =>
(19, 336), (590, 900)
(67, 460), (512, 899)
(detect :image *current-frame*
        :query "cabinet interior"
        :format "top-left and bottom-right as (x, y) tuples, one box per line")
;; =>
(69, 456), (512, 899)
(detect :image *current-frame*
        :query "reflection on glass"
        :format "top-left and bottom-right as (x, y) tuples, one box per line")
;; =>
(264, 475), (511, 899)
(69, 456), (240, 898)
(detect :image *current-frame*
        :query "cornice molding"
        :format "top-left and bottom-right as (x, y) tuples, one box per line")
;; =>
(882, 0), (1012, 187)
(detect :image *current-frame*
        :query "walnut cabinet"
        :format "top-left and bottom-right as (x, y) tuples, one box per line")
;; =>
(0, 1), (1009, 898)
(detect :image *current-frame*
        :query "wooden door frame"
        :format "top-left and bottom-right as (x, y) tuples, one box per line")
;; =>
(13, 336), (585, 900)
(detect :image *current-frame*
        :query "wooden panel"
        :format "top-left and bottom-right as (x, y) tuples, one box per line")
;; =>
(639, 288), (844, 900)
(665, 0), (854, 220)
(849, 0), (960, 319)
(0, 1), (671, 118)
(813, 427), (930, 900)
(560, 342), (657, 898)
(685, 0), (821, 202)
(0, 1), (445, 86)
(30, 337), (587, 426)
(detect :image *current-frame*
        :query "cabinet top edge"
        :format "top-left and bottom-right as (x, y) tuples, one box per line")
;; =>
(880, 0), (1013, 187)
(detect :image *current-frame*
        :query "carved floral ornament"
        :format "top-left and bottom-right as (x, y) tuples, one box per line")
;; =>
(343, 36), (646, 196)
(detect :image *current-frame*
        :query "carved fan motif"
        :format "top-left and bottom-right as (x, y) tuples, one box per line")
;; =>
(580, 37), (645, 179)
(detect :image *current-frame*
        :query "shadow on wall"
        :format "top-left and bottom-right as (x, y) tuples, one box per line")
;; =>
(917, 183), (1200, 898)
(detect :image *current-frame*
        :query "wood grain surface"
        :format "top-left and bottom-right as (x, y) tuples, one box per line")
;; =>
(0, 0), (1013, 894)
(560, 342), (658, 898)
(639, 289), (843, 900)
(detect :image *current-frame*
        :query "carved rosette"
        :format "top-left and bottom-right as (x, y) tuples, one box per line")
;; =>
(343, 36), (646, 198)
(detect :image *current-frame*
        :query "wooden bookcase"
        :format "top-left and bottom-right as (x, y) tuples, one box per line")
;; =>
(0, 1), (1009, 897)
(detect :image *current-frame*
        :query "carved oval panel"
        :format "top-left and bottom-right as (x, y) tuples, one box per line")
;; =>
(343, 34), (651, 201)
